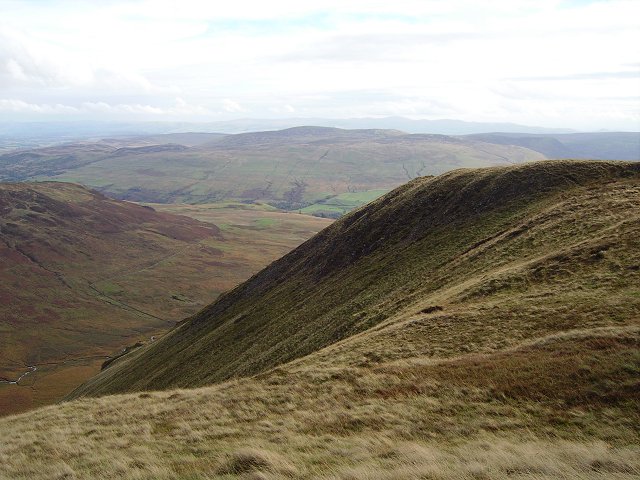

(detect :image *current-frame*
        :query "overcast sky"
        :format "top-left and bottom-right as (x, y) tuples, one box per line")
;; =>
(0, 0), (638, 130)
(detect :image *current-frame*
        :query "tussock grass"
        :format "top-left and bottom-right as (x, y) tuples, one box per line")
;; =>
(1, 335), (638, 479)
(217, 448), (298, 476)
(1, 161), (639, 478)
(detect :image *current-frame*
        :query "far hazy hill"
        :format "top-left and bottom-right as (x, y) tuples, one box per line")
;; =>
(466, 131), (640, 161)
(0, 117), (572, 143)
(0, 127), (545, 212)
(202, 126), (405, 147)
(0, 182), (329, 415)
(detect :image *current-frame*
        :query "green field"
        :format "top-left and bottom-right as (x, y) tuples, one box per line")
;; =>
(300, 189), (390, 217)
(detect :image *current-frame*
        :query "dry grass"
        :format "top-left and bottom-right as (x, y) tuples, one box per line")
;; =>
(0, 323), (638, 478)
(0, 162), (639, 478)
(0, 347), (638, 479)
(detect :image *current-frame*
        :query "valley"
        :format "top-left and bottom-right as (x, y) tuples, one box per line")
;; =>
(0, 125), (638, 477)
(0, 183), (330, 415)
(3, 1), (638, 477)
(0, 127), (559, 416)
(0, 0), (640, 480)
(0, 160), (636, 479)
(70, 160), (640, 397)
(2, 128), (637, 222)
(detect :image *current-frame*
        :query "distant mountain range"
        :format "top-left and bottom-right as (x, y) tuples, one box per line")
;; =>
(166, 117), (577, 135)
(2, 126), (638, 216)
(466, 132), (640, 161)
(0, 117), (579, 148)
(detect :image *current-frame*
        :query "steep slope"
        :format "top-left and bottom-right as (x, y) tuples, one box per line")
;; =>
(71, 160), (640, 398)
(0, 127), (546, 207)
(0, 182), (330, 415)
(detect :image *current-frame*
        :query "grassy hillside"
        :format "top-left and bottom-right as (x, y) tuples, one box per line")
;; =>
(0, 183), (330, 415)
(70, 160), (640, 397)
(0, 127), (546, 209)
(0, 160), (637, 479)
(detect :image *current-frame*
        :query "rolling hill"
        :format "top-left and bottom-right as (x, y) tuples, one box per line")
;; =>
(0, 127), (546, 210)
(0, 160), (637, 479)
(0, 182), (330, 415)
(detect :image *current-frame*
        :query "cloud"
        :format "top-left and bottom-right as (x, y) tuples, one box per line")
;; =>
(512, 71), (640, 81)
(0, 97), (211, 118)
(0, 0), (638, 129)
(281, 104), (296, 113)
(0, 29), (75, 87)
(278, 32), (494, 63)
(81, 98), (210, 116)
(0, 26), (173, 94)
(221, 99), (245, 113)
(25, 0), (603, 23)
(81, 102), (165, 115)
(172, 97), (211, 115)
(0, 99), (79, 114)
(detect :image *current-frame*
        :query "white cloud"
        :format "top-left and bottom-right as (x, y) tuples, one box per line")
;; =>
(221, 99), (245, 113)
(81, 102), (165, 115)
(0, 99), (79, 114)
(0, 26), (174, 93)
(0, 97), (211, 119)
(0, 0), (638, 129)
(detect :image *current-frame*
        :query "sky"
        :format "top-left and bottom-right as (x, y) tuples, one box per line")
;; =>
(0, 0), (639, 130)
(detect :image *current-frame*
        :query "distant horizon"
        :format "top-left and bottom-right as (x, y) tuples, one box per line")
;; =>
(2, 116), (639, 136)
(2, 114), (639, 134)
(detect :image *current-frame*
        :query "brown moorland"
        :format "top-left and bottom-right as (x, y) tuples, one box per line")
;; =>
(0, 182), (330, 415)
(0, 160), (638, 479)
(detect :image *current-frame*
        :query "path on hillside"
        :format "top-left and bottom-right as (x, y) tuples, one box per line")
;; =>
(0, 366), (36, 385)
(0, 352), (123, 387)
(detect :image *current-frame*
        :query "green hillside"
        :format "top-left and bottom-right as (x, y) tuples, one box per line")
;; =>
(0, 128), (545, 209)
(70, 160), (640, 398)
